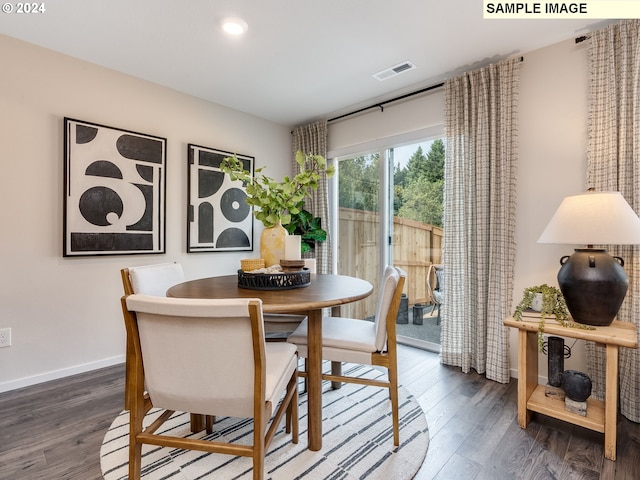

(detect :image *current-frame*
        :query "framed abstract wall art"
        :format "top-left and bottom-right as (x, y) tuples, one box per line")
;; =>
(187, 144), (253, 253)
(63, 118), (167, 256)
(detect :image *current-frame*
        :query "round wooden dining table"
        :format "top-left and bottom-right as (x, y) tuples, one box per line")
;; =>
(167, 273), (373, 452)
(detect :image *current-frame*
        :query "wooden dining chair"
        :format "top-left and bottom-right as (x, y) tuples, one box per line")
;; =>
(287, 265), (406, 445)
(122, 294), (299, 480)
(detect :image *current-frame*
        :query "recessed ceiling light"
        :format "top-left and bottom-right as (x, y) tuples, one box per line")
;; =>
(220, 17), (248, 35)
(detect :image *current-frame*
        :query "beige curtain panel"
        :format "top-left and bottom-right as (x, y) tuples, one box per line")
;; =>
(292, 120), (331, 274)
(441, 57), (521, 383)
(586, 19), (640, 422)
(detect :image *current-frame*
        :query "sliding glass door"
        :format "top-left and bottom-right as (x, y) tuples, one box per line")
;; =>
(332, 138), (444, 350)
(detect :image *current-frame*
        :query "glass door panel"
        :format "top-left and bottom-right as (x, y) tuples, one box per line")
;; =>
(390, 140), (444, 349)
(335, 152), (382, 321)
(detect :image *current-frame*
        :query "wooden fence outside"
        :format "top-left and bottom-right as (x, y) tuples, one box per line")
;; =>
(337, 208), (443, 319)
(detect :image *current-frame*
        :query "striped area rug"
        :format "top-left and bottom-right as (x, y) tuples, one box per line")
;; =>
(100, 364), (429, 479)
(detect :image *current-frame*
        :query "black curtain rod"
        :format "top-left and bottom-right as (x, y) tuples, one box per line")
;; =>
(328, 82), (444, 123)
(327, 56), (524, 123)
(576, 35), (589, 44)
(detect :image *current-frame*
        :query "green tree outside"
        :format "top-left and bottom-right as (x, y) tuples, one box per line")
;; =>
(338, 153), (381, 212)
(338, 139), (444, 227)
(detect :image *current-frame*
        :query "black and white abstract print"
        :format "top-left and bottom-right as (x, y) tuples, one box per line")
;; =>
(64, 118), (166, 256)
(187, 144), (253, 253)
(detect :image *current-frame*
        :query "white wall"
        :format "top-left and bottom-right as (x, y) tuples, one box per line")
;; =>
(515, 38), (590, 378)
(328, 88), (445, 156)
(0, 35), (292, 391)
(329, 38), (592, 381)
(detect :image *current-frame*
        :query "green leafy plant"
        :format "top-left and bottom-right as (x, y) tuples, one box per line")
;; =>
(513, 284), (570, 350)
(221, 150), (335, 228)
(513, 284), (569, 322)
(284, 205), (327, 253)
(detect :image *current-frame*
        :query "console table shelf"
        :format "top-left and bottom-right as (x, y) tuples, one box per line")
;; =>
(504, 317), (637, 461)
(528, 384), (605, 432)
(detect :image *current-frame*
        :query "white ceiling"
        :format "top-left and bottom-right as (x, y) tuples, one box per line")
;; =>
(0, 0), (611, 126)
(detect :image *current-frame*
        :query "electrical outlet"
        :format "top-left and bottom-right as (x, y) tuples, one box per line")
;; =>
(0, 328), (11, 348)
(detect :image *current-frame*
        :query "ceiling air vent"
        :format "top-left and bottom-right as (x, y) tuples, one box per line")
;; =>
(372, 61), (416, 81)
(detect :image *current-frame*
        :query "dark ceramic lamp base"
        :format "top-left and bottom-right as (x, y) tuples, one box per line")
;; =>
(558, 248), (628, 326)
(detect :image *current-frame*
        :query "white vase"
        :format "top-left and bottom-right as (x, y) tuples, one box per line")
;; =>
(531, 292), (543, 312)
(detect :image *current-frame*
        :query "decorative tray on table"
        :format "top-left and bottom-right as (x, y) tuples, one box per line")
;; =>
(237, 268), (311, 290)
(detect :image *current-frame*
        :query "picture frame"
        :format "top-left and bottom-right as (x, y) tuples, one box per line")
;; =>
(63, 118), (167, 256)
(187, 144), (254, 253)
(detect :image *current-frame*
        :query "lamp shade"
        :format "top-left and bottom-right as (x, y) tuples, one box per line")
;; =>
(538, 191), (640, 245)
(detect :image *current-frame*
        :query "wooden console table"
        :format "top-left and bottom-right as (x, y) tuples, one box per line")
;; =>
(503, 317), (637, 461)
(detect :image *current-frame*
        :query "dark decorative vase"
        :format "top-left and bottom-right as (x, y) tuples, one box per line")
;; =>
(547, 336), (565, 387)
(561, 370), (592, 402)
(558, 249), (627, 326)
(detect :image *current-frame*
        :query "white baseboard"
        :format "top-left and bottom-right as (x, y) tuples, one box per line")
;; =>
(0, 355), (125, 394)
(509, 367), (549, 385)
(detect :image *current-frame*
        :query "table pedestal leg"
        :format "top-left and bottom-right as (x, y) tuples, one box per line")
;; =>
(330, 305), (342, 390)
(307, 309), (323, 451)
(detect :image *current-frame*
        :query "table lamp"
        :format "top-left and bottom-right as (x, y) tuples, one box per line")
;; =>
(537, 190), (640, 326)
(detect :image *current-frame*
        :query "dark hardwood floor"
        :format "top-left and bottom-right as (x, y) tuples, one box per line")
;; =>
(1, 345), (638, 479)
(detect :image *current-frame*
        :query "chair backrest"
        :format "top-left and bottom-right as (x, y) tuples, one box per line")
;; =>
(434, 266), (444, 293)
(121, 262), (185, 296)
(123, 294), (265, 418)
(373, 266), (405, 351)
(427, 264), (443, 300)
